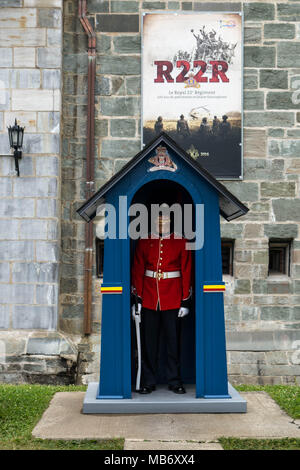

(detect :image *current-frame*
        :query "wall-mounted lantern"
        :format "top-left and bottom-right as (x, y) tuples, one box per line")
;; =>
(7, 118), (25, 177)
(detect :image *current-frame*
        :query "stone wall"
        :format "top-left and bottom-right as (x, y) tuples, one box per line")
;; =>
(61, 0), (300, 385)
(0, 0), (79, 384)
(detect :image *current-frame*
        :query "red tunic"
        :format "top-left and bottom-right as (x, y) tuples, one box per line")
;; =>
(131, 232), (193, 311)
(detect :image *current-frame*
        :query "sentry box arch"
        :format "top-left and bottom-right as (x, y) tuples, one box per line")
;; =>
(78, 133), (248, 413)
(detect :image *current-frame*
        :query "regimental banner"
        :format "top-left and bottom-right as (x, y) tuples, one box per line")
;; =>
(142, 12), (243, 179)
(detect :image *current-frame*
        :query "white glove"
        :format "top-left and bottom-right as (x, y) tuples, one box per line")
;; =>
(178, 307), (189, 318)
(132, 302), (142, 321)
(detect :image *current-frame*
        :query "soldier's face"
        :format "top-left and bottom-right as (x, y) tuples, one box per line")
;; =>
(156, 215), (171, 235)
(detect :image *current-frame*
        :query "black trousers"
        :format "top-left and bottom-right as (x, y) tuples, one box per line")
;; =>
(140, 306), (182, 387)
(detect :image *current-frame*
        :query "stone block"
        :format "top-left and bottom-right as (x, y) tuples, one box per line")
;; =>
(110, 119), (136, 137)
(221, 181), (259, 202)
(113, 35), (141, 54)
(95, 76), (110, 96)
(36, 199), (57, 218)
(24, 0), (62, 5)
(259, 70), (288, 89)
(86, 0), (109, 12)
(182, 2), (193, 10)
(95, 14), (139, 33)
(0, 0), (21, 5)
(11, 69), (40, 89)
(12, 262), (59, 283)
(0, 218), (19, 239)
(272, 199), (300, 222)
(63, 53), (87, 73)
(97, 56), (140, 75)
(12, 305), (56, 330)
(244, 46), (275, 68)
(42, 70), (61, 89)
(269, 139), (300, 158)
(243, 129), (266, 158)
(14, 177), (58, 197)
(0, 284), (35, 304)
(0, 198), (35, 218)
(263, 224), (298, 239)
(12, 90), (55, 112)
(168, 2), (180, 9)
(244, 158), (284, 180)
(267, 92), (299, 110)
(142, 2), (166, 9)
(261, 182), (296, 198)
(234, 279), (251, 294)
(101, 139), (140, 158)
(36, 241), (59, 262)
(244, 2), (275, 21)
(0, 48), (12, 67)
(244, 75), (258, 89)
(37, 47), (61, 68)
(27, 335), (60, 355)
(47, 28), (61, 47)
(278, 42), (300, 68)
(277, 3), (300, 21)
(0, 241), (34, 261)
(0, 29), (46, 47)
(0, 7), (36, 28)
(100, 96), (140, 116)
(0, 178), (12, 197)
(36, 156), (59, 176)
(264, 23), (295, 39)
(194, 2), (241, 11)
(36, 284), (58, 305)
(220, 223), (243, 239)
(14, 47), (35, 68)
(47, 220), (59, 240)
(261, 306), (291, 321)
(244, 112), (294, 127)
(37, 8), (61, 28)
(268, 128), (284, 138)
(244, 91), (264, 110)
(0, 304), (9, 329)
(111, 1), (139, 13)
(19, 220), (48, 240)
(0, 263), (10, 282)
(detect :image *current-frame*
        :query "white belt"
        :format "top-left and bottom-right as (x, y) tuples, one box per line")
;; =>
(145, 269), (181, 280)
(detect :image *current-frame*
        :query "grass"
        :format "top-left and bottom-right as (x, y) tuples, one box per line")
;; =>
(235, 384), (300, 420)
(219, 384), (300, 450)
(0, 384), (124, 450)
(0, 383), (299, 450)
(219, 437), (300, 451)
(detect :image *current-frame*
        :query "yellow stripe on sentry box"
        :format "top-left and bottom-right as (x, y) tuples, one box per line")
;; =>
(100, 286), (123, 294)
(203, 284), (226, 292)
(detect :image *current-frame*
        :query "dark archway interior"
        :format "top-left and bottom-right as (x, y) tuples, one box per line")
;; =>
(130, 179), (196, 388)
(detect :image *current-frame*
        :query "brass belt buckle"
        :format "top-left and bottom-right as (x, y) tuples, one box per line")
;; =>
(156, 271), (163, 281)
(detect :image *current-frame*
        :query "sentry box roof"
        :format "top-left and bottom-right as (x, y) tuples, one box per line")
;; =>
(77, 132), (249, 222)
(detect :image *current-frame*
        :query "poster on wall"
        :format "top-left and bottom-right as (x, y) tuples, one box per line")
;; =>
(142, 12), (243, 180)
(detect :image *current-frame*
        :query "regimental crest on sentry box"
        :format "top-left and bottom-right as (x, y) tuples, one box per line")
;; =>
(148, 145), (178, 172)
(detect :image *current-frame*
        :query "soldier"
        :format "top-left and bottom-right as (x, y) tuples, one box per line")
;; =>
(177, 114), (190, 138)
(154, 116), (163, 135)
(198, 117), (210, 137)
(131, 211), (192, 395)
(219, 114), (231, 138)
(212, 115), (220, 135)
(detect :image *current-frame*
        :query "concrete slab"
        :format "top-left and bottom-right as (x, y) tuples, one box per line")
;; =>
(124, 440), (223, 450)
(83, 383), (247, 414)
(32, 391), (300, 441)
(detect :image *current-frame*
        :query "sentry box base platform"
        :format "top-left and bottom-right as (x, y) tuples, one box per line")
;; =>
(82, 383), (247, 414)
